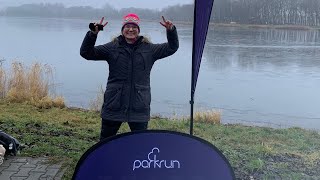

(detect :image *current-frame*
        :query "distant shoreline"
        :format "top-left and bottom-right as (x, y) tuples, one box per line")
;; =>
(1, 16), (320, 30)
(212, 23), (320, 30)
(172, 20), (320, 30)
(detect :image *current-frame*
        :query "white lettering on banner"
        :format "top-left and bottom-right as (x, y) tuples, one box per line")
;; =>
(133, 147), (181, 171)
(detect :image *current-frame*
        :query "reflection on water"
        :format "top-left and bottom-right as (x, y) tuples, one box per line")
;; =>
(261, 29), (320, 44)
(206, 27), (320, 45)
(202, 27), (320, 71)
(3, 17), (88, 31)
(180, 26), (320, 130)
(1, 17), (320, 130)
(205, 46), (320, 71)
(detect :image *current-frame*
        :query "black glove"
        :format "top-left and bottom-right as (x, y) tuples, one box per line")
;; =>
(89, 23), (104, 31)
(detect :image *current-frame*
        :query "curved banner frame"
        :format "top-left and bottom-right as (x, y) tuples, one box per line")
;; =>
(73, 130), (235, 180)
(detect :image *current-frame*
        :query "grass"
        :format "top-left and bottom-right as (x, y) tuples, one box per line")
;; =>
(0, 101), (320, 179)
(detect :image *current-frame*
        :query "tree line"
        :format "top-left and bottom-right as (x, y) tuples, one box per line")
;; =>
(213, 0), (320, 26)
(0, 3), (162, 21)
(0, 0), (319, 26)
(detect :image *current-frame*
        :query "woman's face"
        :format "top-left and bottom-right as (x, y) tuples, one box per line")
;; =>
(122, 24), (139, 40)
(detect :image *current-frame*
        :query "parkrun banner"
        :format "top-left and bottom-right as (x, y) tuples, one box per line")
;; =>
(73, 130), (235, 180)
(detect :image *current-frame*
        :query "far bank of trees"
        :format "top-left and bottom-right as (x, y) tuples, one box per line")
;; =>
(213, 0), (320, 26)
(0, 3), (162, 20)
(1, 0), (320, 26)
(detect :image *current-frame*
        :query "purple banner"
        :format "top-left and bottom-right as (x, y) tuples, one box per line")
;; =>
(73, 130), (235, 180)
(191, 0), (215, 96)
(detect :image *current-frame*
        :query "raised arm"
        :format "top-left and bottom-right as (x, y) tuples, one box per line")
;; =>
(151, 16), (179, 61)
(80, 17), (111, 61)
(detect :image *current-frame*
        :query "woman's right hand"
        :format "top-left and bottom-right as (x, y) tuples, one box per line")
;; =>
(91, 17), (108, 34)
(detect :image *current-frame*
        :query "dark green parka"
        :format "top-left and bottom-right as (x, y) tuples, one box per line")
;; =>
(80, 27), (179, 122)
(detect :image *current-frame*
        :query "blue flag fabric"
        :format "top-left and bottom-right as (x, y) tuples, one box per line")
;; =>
(191, 0), (215, 96)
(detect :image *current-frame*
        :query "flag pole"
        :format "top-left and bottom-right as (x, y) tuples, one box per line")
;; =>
(190, 94), (194, 135)
(190, 0), (197, 136)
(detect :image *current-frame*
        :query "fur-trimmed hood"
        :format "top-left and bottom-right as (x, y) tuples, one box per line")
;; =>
(112, 35), (151, 44)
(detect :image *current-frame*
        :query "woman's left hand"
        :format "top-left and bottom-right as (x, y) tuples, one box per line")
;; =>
(160, 16), (174, 30)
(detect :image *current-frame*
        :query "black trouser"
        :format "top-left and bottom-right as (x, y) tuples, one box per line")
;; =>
(100, 119), (148, 141)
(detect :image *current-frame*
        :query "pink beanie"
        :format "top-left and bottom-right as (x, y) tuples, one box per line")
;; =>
(122, 13), (140, 31)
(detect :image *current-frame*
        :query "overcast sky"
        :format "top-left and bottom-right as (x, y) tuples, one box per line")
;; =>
(0, 0), (194, 10)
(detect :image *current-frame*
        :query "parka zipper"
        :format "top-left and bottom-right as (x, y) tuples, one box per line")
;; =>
(127, 48), (135, 122)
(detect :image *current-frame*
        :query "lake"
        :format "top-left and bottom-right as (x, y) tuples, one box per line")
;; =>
(0, 17), (319, 130)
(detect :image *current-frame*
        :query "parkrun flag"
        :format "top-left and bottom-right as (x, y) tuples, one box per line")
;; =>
(191, 0), (214, 95)
(189, 0), (215, 135)
(73, 130), (235, 180)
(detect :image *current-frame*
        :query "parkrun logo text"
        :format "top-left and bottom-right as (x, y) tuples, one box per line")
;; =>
(133, 147), (181, 171)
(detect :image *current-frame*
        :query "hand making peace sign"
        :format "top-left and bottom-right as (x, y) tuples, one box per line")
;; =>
(160, 16), (174, 30)
(91, 17), (108, 34)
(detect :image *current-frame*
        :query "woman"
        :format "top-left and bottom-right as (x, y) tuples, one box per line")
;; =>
(80, 13), (179, 140)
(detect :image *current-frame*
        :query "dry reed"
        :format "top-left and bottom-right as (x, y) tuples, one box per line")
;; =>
(0, 65), (6, 99)
(0, 61), (65, 108)
(89, 85), (104, 111)
(171, 109), (221, 124)
(194, 109), (221, 124)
